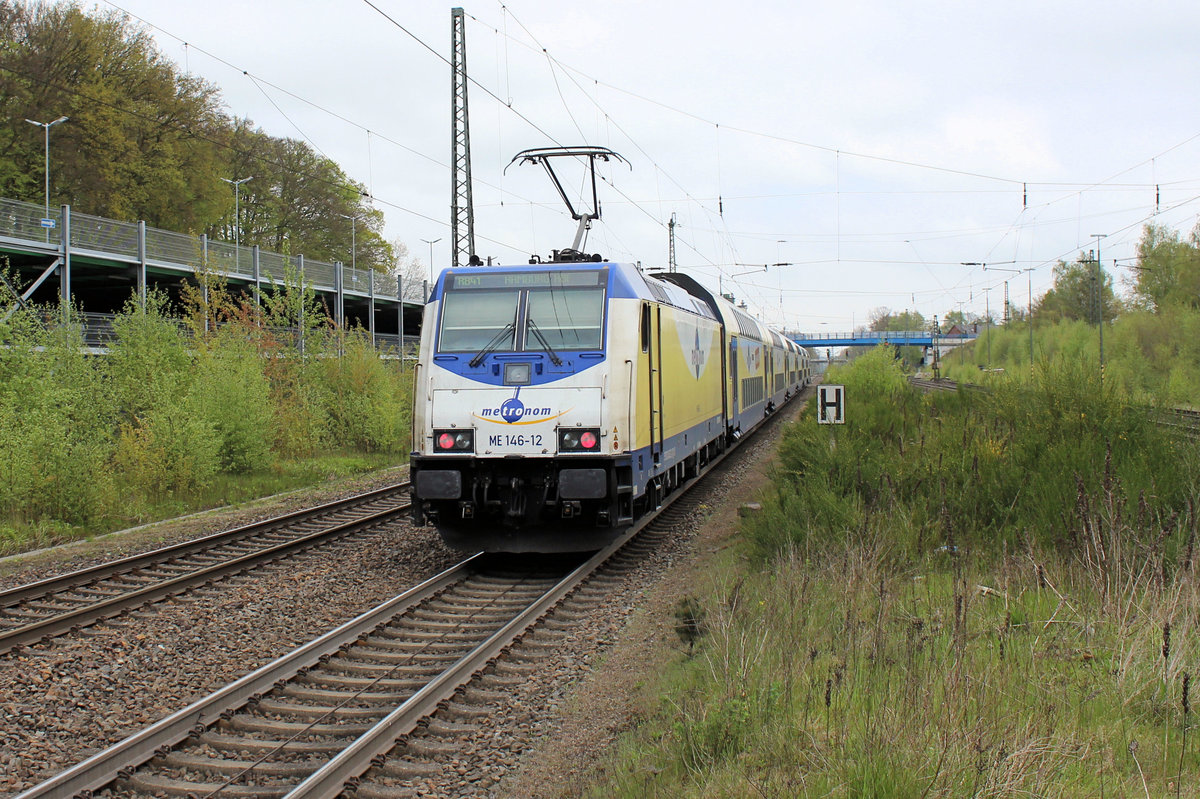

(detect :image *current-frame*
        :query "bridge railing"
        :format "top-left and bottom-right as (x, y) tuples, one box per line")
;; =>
(0, 196), (405, 301)
(790, 329), (977, 344)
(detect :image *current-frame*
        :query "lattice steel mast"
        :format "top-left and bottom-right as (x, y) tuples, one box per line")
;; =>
(450, 7), (476, 267)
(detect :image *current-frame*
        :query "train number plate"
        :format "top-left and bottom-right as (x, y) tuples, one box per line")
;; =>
(487, 433), (544, 449)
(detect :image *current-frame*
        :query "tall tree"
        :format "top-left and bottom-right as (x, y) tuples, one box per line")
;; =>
(0, 1), (227, 230)
(1034, 255), (1118, 325)
(1129, 223), (1200, 312)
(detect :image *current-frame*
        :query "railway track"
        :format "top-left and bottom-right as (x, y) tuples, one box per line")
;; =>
(907, 376), (989, 393)
(1153, 406), (1200, 440)
(908, 376), (1200, 440)
(17, 534), (635, 798)
(17, 393), (805, 799)
(0, 483), (411, 655)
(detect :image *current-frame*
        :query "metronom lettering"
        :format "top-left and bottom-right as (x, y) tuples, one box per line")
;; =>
(479, 407), (552, 418)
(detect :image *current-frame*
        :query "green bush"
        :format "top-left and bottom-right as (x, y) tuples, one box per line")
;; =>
(748, 347), (1199, 561)
(319, 333), (409, 453)
(0, 311), (115, 527)
(190, 328), (274, 472)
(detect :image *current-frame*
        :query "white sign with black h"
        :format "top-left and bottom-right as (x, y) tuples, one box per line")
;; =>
(817, 384), (845, 425)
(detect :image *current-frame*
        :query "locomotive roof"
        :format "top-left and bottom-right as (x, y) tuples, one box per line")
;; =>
(433, 261), (801, 347)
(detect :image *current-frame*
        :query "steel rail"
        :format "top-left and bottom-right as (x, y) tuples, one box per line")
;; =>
(0, 482), (410, 607)
(0, 499), (411, 654)
(11, 555), (482, 799)
(289, 391), (807, 798)
(286, 521), (643, 798)
(16, 391), (810, 799)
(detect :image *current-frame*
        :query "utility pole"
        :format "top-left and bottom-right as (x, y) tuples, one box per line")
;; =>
(220, 176), (253, 271)
(450, 7), (476, 267)
(668, 213), (677, 273)
(1091, 233), (1107, 377)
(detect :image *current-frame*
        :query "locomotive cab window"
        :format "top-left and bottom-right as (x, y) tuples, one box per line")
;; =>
(438, 290), (520, 352)
(438, 269), (607, 355)
(526, 287), (604, 350)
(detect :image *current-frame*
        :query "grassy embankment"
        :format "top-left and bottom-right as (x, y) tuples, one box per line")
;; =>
(0, 280), (412, 556)
(941, 307), (1200, 407)
(591, 347), (1199, 797)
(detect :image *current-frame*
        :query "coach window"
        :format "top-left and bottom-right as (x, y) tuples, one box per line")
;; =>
(640, 304), (651, 352)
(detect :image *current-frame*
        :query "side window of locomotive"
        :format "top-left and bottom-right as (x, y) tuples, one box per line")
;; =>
(640, 304), (651, 353)
(525, 287), (605, 350)
(438, 289), (520, 352)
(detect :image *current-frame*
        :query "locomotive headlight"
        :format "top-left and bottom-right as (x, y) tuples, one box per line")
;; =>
(434, 429), (474, 453)
(504, 362), (532, 386)
(558, 427), (601, 453)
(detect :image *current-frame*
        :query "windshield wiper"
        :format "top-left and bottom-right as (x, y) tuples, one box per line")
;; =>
(468, 322), (516, 368)
(527, 317), (563, 365)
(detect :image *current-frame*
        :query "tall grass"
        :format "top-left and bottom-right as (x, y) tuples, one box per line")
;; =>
(0, 278), (413, 555)
(590, 347), (1200, 797)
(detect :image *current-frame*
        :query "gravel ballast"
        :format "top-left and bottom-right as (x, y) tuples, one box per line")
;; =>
(1, 400), (804, 798)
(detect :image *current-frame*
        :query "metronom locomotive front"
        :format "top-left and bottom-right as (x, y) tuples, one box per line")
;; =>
(409, 148), (810, 552)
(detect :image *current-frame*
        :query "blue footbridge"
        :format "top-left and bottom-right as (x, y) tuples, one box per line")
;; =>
(790, 330), (977, 348)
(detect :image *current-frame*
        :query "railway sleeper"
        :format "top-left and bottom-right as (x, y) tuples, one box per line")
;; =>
(122, 771), (291, 799)
(478, 671), (525, 689)
(455, 685), (509, 705)
(278, 683), (410, 704)
(505, 642), (560, 659)
(252, 697), (386, 721)
(422, 717), (481, 737)
(422, 595), (533, 612)
(490, 659), (539, 677)
(295, 671), (429, 691)
(225, 713), (373, 737)
(331, 655), (459, 675)
(160, 750), (322, 777)
(408, 607), (516, 625)
(393, 736), (458, 758)
(351, 639), (467, 657)
(371, 757), (442, 780)
(199, 729), (347, 755)
(439, 700), (493, 722)
(343, 645), (460, 666)
(374, 624), (492, 640)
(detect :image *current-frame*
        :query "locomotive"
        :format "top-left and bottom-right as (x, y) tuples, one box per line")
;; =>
(409, 148), (811, 552)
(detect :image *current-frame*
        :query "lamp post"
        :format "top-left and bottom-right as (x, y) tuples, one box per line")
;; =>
(25, 115), (68, 235)
(1090, 233), (1108, 376)
(983, 264), (1035, 377)
(340, 214), (362, 272)
(220, 176), (253, 270)
(420, 238), (442, 286)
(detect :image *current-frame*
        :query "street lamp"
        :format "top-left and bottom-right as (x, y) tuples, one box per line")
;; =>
(340, 213), (362, 272)
(25, 116), (68, 228)
(1090, 233), (1108, 375)
(220, 176), (253, 269)
(420, 238), (442, 285)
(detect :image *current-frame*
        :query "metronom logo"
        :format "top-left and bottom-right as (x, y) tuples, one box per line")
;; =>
(480, 397), (552, 424)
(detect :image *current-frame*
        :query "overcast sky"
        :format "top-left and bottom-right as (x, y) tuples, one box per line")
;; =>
(95, 0), (1200, 331)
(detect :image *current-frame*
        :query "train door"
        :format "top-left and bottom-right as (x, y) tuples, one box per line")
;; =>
(729, 335), (739, 421)
(655, 306), (665, 459)
(643, 303), (662, 465)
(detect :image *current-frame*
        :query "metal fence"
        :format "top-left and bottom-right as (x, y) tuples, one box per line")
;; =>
(0, 196), (401, 302)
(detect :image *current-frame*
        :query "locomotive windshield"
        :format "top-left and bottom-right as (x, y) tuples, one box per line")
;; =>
(438, 290), (520, 352)
(438, 270), (607, 354)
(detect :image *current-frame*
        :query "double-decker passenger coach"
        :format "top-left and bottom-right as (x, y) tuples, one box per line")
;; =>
(410, 147), (809, 552)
